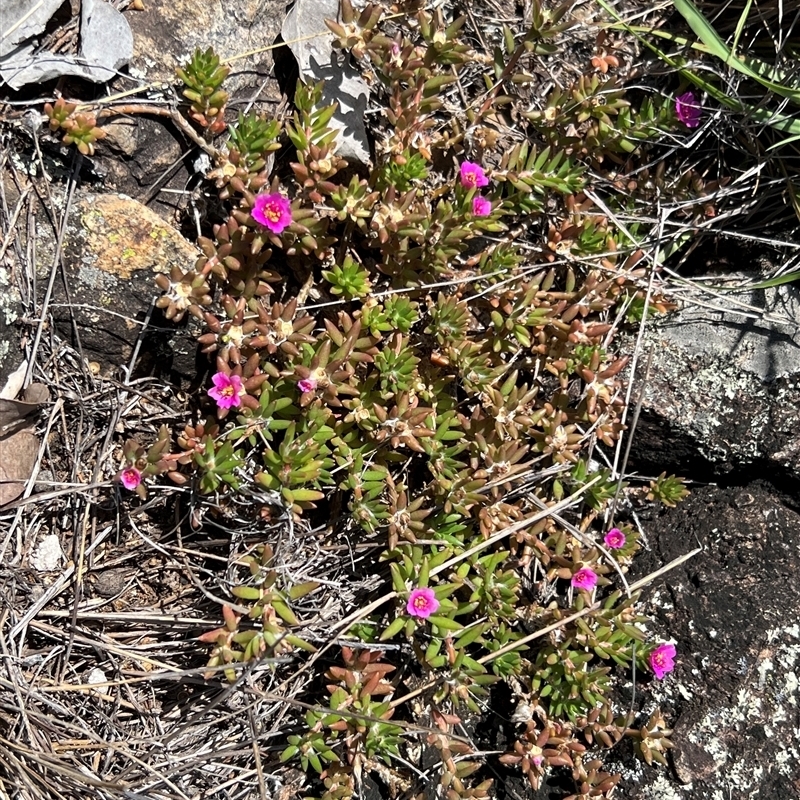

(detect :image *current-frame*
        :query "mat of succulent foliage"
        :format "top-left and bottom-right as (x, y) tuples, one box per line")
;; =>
(6, 0), (775, 797)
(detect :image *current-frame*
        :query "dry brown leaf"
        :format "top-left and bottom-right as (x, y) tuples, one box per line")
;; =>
(0, 383), (49, 437)
(0, 430), (39, 506)
(0, 383), (49, 506)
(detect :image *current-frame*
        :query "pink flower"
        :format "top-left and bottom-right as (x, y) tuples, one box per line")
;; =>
(604, 527), (626, 549)
(649, 643), (676, 679)
(406, 587), (440, 619)
(252, 192), (293, 234)
(459, 161), (489, 189)
(675, 91), (701, 128)
(571, 567), (598, 591)
(298, 378), (317, 394)
(472, 196), (492, 216)
(208, 372), (244, 410)
(119, 467), (142, 491)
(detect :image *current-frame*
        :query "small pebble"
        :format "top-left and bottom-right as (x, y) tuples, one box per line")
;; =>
(30, 534), (64, 572)
(86, 668), (107, 685)
(93, 567), (130, 597)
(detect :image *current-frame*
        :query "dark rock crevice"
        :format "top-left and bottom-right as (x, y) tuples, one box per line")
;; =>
(628, 411), (800, 503)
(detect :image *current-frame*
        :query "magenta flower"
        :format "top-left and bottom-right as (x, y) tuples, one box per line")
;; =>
(459, 160), (489, 189)
(298, 378), (317, 394)
(406, 587), (440, 619)
(472, 196), (492, 217)
(649, 643), (676, 679)
(208, 372), (244, 410)
(675, 91), (701, 128)
(252, 192), (293, 234)
(119, 466), (142, 491)
(604, 527), (626, 549)
(571, 567), (598, 591)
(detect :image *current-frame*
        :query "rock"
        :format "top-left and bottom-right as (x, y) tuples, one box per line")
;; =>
(671, 721), (725, 784)
(30, 534), (64, 572)
(127, 0), (285, 101)
(92, 567), (130, 597)
(282, 0), (371, 164)
(625, 274), (800, 480)
(0, 263), (22, 388)
(0, 429), (38, 506)
(124, 119), (184, 190)
(613, 482), (800, 800)
(86, 667), (107, 685)
(92, 117), (186, 211)
(30, 191), (205, 383)
(1, 0), (133, 89)
(0, 0), (67, 57)
(70, 193), (198, 278)
(0, 172), (25, 388)
(94, 0), (287, 208)
(100, 119), (140, 158)
(612, 281), (800, 797)
(653, 272), (800, 380)
(80, 0), (134, 79)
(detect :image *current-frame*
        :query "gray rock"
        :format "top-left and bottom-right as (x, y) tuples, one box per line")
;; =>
(282, 0), (371, 164)
(0, 176), (25, 389)
(30, 534), (64, 572)
(626, 274), (800, 479)
(657, 275), (800, 381)
(80, 0), (133, 76)
(0, 0), (66, 57)
(23, 189), (203, 384)
(611, 280), (800, 798)
(0, 0), (133, 89)
(671, 734), (724, 785)
(126, 0), (285, 101)
(91, 567), (131, 598)
(101, 118), (140, 157)
(0, 262), (21, 383)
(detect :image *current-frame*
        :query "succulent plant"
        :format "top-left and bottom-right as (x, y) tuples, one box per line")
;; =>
(176, 47), (230, 135)
(44, 99), (106, 155)
(140, 6), (694, 799)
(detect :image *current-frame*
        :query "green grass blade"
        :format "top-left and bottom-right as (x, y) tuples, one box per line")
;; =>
(596, 0), (800, 139)
(767, 133), (800, 151)
(710, 271), (800, 291)
(731, 0), (752, 57)
(673, 0), (800, 104)
(672, 0), (731, 61)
